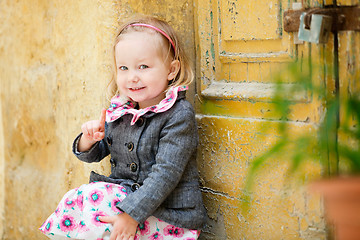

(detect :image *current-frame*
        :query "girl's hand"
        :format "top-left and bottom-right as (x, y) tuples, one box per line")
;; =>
(78, 108), (106, 152)
(99, 213), (138, 240)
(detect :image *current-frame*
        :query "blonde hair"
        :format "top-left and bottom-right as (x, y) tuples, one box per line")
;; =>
(107, 15), (194, 100)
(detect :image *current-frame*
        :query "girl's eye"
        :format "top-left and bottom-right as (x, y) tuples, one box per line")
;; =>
(119, 66), (128, 71)
(139, 65), (149, 69)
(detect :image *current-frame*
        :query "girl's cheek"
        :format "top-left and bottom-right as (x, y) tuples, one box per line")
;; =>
(116, 74), (125, 83)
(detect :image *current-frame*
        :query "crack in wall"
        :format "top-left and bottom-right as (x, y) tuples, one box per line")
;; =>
(201, 186), (240, 201)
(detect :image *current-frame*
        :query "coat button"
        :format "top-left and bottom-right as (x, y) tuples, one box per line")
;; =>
(136, 118), (144, 127)
(131, 183), (141, 191)
(110, 159), (116, 168)
(106, 137), (112, 146)
(127, 142), (134, 151)
(130, 162), (138, 172)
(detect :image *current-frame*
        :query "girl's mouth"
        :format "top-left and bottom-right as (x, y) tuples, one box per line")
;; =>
(129, 87), (145, 91)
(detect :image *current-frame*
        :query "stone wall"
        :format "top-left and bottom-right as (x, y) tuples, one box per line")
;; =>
(0, 1), (195, 239)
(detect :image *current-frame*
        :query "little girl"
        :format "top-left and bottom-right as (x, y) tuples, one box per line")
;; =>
(40, 15), (207, 240)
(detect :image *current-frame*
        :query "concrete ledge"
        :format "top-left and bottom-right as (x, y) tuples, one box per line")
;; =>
(201, 81), (309, 102)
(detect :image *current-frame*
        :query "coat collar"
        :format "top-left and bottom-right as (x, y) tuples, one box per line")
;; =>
(106, 86), (187, 125)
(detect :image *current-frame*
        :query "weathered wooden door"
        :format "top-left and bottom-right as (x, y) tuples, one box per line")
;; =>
(195, 0), (359, 239)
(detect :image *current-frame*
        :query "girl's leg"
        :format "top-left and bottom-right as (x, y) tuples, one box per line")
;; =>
(40, 182), (127, 240)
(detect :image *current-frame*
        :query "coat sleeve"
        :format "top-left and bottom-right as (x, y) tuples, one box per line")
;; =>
(116, 105), (198, 223)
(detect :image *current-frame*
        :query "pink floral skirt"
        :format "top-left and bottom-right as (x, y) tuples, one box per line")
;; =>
(39, 182), (200, 240)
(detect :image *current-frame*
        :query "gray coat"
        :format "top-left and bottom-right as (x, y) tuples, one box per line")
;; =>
(72, 91), (207, 229)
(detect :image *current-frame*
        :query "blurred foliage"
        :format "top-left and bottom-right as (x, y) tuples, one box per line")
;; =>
(244, 59), (360, 193)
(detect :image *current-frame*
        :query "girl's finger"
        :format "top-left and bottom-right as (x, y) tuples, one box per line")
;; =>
(92, 121), (103, 138)
(94, 131), (105, 141)
(92, 123), (98, 137)
(110, 233), (117, 240)
(98, 216), (109, 223)
(114, 232), (124, 240)
(81, 124), (90, 137)
(98, 215), (114, 223)
(99, 108), (107, 131)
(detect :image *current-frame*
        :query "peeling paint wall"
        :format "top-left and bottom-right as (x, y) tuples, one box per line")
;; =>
(196, 116), (325, 239)
(195, 0), (360, 239)
(0, 1), (195, 239)
(194, 0), (330, 239)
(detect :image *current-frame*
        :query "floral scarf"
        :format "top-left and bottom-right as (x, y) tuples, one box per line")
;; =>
(106, 86), (188, 125)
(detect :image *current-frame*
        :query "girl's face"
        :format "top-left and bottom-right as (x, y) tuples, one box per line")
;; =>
(115, 31), (180, 109)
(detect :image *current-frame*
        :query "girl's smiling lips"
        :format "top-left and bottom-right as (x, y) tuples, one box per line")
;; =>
(129, 87), (146, 91)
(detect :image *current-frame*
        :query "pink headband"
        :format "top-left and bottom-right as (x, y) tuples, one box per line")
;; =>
(127, 23), (176, 52)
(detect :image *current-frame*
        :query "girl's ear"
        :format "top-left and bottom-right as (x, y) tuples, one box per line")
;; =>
(167, 60), (180, 81)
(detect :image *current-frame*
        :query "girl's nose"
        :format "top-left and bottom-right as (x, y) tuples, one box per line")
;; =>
(128, 70), (140, 83)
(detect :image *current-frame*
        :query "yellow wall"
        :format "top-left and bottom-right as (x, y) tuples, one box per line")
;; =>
(193, 0), (327, 239)
(0, 1), (195, 239)
(2, 0), (357, 239)
(194, 0), (359, 239)
(0, 88), (4, 238)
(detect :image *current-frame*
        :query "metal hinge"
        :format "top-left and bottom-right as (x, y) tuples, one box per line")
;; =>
(284, 5), (360, 32)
